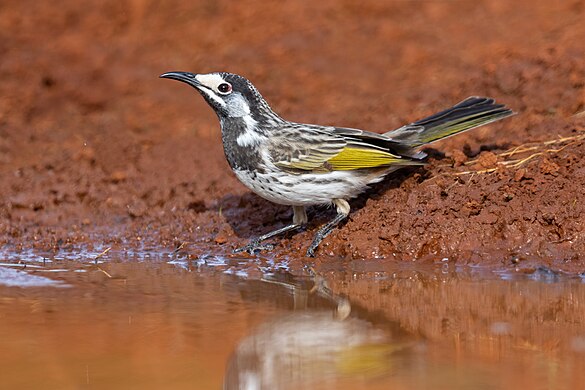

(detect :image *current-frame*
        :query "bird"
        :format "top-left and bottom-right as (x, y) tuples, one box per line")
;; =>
(160, 71), (514, 257)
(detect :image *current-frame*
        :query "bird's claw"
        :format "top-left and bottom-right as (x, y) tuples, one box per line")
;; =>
(233, 240), (274, 255)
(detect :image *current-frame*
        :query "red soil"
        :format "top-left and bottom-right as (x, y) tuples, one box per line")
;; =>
(1, 0), (584, 272)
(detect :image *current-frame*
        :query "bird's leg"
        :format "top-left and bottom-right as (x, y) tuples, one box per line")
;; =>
(306, 199), (350, 257)
(233, 224), (299, 254)
(233, 206), (307, 254)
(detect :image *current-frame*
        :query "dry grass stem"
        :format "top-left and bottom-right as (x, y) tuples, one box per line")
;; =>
(172, 242), (187, 255)
(97, 266), (112, 278)
(452, 131), (585, 176)
(93, 247), (112, 264)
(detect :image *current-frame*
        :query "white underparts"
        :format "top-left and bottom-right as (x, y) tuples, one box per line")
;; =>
(233, 168), (386, 207)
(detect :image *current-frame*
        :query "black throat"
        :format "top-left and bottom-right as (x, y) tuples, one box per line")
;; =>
(219, 116), (264, 172)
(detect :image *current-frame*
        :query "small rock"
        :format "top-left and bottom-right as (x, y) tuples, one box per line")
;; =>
(539, 158), (560, 175)
(214, 226), (232, 244)
(514, 168), (526, 181)
(477, 151), (498, 168)
(214, 233), (228, 244)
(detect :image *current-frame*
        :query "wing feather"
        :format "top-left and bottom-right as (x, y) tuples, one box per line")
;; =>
(268, 126), (346, 171)
(268, 124), (421, 173)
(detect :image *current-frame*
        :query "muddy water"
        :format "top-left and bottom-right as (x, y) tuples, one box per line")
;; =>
(1, 252), (584, 390)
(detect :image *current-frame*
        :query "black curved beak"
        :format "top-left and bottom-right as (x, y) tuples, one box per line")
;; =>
(159, 71), (201, 88)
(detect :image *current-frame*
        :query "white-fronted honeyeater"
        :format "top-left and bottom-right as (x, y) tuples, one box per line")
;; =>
(161, 72), (513, 256)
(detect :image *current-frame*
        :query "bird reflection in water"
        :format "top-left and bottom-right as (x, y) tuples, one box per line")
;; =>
(223, 272), (411, 389)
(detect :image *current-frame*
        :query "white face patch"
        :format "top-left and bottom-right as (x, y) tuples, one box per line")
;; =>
(194, 73), (228, 108)
(195, 73), (252, 117)
(194, 73), (227, 91)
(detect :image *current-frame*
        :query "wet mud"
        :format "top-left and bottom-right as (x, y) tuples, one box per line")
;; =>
(1, 1), (585, 272)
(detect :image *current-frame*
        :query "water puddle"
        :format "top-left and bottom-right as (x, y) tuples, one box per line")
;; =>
(0, 266), (70, 288)
(1, 251), (584, 389)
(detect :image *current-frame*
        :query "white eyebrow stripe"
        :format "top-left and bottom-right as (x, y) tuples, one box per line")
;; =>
(195, 73), (226, 91)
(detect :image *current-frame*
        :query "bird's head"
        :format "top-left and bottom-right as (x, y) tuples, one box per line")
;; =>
(160, 71), (276, 120)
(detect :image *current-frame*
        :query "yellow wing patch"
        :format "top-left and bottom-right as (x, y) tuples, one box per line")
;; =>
(327, 147), (403, 170)
(276, 151), (340, 171)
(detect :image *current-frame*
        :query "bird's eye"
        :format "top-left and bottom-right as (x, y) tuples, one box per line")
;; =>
(218, 83), (232, 94)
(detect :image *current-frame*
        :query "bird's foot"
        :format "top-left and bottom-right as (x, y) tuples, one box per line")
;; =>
(305, 242), (319, 257)
(305, 213), (347, 257)
(306, 233), (325, 257)
(304, 229), (326, 257)
(233, 239), (274, 255)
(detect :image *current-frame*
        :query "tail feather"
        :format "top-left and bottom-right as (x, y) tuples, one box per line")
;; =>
(386, 97), (515, 147)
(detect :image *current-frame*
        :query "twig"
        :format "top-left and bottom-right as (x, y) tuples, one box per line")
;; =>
(96, 266), (112, 278)
(94, 247), (111, 264)
(172, 242), (187, 255)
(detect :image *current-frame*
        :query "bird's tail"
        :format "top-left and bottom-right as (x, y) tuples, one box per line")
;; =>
(385, 97), (514, 148)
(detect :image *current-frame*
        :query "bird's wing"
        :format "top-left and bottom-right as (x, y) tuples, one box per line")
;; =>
(267, 125), (346, 171)
(268, 124), (417, 173)
(333, 127), (426, 160)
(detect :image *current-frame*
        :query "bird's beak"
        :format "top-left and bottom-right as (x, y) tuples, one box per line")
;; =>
(159, 71), (202, 89)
